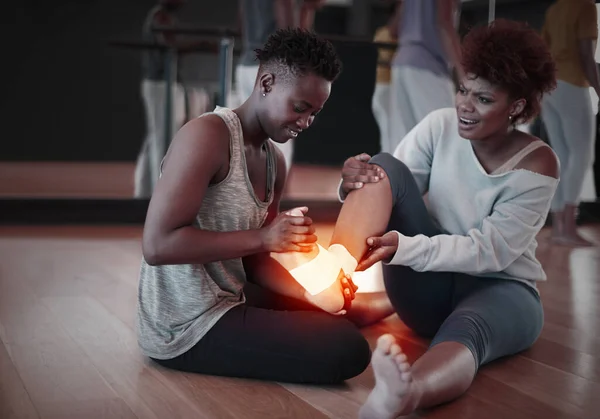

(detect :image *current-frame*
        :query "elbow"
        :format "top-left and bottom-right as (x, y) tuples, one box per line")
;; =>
(482, 252), (519, 274)
(142, 242), (162, 266)
(142, 231), (166, 266)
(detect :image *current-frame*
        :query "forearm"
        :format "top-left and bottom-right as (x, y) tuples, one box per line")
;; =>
(244, 253), (309, 301)
(143, 227), (264, 266)
(387, 231), (515, 274)
(274, 0), (295, 29)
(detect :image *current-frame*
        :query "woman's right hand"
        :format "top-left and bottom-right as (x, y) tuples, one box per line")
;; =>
(260, 207), (317, 253)
(341, 153), (386, 196)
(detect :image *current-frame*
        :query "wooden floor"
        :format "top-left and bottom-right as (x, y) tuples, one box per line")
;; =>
(1, 224), (599, 419)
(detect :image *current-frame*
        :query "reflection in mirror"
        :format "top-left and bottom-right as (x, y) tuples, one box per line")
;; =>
(4, 0), (598, 208)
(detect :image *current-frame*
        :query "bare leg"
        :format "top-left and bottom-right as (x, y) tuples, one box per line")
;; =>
(555, 204), (594, 246)
(330, 177), (393, 260)
(550, 210), (563, 240)
(329, 178), (396, 325)
(359, 334), (477, 418)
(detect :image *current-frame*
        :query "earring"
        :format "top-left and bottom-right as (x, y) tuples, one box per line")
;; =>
(262, 92), (266, 97)
(509, 115), (513, 121)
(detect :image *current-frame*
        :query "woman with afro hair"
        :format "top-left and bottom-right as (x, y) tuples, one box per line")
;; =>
(330, 19), (559, 417)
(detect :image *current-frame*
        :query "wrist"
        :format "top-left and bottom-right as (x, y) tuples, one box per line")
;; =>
(256, 228), (269, 253)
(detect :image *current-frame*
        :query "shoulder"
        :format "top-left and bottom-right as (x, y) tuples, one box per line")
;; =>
(431, 107), (456, 122)
(162, 113), (230, 171)
(177, 113), (230, 149)
(414, 108), (456, 129)
(417, 108), (457, 137)
(406, 108), (457, 140)
(514, 139), (560, 180)
(395, 108), (455, 158)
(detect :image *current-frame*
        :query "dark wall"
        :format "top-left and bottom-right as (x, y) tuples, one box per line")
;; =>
(2, 0), (237, 162)
(3, 0), (554, 166)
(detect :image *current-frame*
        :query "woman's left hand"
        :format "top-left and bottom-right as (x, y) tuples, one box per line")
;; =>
(356, 232), (399, 271)
(337, 274), (359, 315)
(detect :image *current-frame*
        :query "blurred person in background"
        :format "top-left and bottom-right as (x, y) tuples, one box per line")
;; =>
(136, 0), (210, 198)
(541, 0), (600, 246)
(389, 0), (464, 151)
(372, 1), (402, 154)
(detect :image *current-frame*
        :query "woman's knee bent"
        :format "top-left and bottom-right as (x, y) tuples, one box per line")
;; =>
(317, 318), (371, 382)
(369, 153), (422, 207)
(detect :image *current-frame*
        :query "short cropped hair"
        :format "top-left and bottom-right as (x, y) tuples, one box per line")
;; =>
(461, 19), (557, 123)
(255, 28), (342, 83)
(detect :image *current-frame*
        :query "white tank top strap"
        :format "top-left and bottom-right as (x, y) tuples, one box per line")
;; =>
(492, 140), (549, 175)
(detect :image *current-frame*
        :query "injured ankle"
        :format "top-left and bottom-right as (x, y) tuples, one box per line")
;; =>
(287, 244), (342, 295)
(328, 244), (358, 275)
(272, 243), (358, 296)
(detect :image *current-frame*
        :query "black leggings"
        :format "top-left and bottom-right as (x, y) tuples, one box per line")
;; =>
(371, 153), (544, 368)
(151, 284), (371, 384)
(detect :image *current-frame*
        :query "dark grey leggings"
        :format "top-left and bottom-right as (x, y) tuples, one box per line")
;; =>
(370, 153), (544, 368)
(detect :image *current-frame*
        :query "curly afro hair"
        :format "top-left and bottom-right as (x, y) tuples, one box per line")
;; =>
(461, 19), (557, 123)
(255, 27), (342, 83)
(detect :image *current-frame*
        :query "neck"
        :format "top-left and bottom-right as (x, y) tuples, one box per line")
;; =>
(234, 96), (269, 148)
(470, 124), (515, 158)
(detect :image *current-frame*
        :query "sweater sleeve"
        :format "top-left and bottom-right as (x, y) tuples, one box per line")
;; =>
(386, 177), (558, 274)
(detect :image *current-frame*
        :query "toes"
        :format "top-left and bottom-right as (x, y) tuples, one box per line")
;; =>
(376, 334), (396, 354)
(400, 372), (412, 382)
(389, 343), (401, 357)
(397, 362), (410, 373)
(396, 360), (410, 373)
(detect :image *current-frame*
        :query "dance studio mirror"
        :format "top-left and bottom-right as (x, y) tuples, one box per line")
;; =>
(3, 0), (576, 217)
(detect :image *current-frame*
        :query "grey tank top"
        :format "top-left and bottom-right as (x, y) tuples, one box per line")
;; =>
(392, 0), (451, 76)
(137, 106), (277, 360)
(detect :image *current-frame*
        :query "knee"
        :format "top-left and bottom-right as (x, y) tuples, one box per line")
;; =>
(321, 319), (372, 382)
(369, 153), (413, 197)
(369, 153), (410, 176)
(432, 311), (490, 368)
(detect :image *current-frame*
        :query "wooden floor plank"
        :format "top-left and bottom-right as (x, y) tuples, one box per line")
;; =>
(40, 296), (207, 419)
(523, 337), (600, 384)
(0, 340), (39, 419)
(481, 355), (600, 418)
(34, 399), (138, 419)
(0, 272), (133, 417)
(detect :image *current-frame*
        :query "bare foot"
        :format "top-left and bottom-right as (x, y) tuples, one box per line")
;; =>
(359, 334), (418, 419)
(345, 292), (396, 328)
